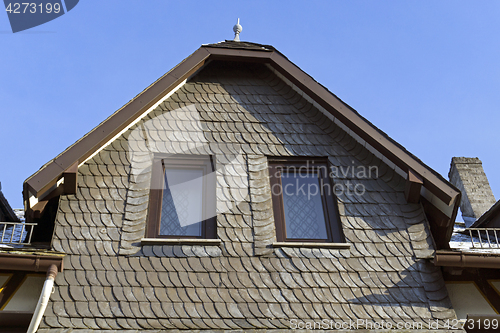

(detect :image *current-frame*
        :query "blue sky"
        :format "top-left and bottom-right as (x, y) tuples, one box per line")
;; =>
(1, 1), (499, 212)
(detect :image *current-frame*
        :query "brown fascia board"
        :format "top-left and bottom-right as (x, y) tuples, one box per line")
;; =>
(434, 250), (500, 269)
(24, 43), (459, 226)
(0, 252), (64, 272)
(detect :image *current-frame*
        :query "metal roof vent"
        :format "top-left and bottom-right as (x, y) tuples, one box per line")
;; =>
(233, 18), (242, 42)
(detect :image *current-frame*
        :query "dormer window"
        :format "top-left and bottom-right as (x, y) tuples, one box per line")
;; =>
(268, 158), (344, 243)
(146, 155), (216, 239)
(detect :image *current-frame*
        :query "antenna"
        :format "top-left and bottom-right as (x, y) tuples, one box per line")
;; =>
(233, 18), (242, 42)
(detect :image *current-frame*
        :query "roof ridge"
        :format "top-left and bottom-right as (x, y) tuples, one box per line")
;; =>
(203, 40), (277, 52)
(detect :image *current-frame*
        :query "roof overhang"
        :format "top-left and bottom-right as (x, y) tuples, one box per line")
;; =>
(23, 42), (461, 244)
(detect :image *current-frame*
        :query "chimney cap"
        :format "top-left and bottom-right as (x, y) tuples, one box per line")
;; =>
(451, 157), (482, 164)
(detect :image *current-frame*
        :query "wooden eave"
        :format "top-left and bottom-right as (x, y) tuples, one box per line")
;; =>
(23, 43), (460, 243)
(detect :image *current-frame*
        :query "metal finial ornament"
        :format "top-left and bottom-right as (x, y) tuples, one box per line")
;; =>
(233, 18), (242, 42)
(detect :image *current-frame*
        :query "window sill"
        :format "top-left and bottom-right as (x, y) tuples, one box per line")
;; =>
(141, 238), (222, 246)
(272, 242), (351, 249)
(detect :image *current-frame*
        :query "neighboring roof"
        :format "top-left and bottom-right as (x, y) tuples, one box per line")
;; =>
(0, 182), (20, 222)
(24, 40), (460, 241)
(204, 40), (277, 52)
(470, 199), (500, 228)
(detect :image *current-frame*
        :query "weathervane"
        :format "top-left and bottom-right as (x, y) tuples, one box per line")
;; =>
(233, 18), (242, 42)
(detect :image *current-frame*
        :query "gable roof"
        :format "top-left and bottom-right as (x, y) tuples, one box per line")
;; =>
(24, 40), (460, 244)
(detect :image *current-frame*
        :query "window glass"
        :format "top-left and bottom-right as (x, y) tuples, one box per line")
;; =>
(147, 155), (216, 239)
(160, 168), (203, 236)
(281, 171), (328, 240)
(268, 158), (344, 243)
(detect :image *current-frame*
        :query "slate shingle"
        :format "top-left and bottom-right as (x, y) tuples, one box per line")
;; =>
(41, 60), (457, 330)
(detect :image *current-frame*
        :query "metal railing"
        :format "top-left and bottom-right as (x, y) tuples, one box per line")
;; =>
(467, 228), (500, 249)
(0, 222), (37, 245)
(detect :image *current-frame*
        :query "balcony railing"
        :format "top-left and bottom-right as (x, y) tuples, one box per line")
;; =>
(467, 228), (500, 249)
(0, 222), (37, 245)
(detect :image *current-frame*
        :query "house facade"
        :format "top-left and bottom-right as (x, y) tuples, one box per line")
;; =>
(17, 41), (466, 331)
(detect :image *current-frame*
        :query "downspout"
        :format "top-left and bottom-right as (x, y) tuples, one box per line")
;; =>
(27, 264), (58, 333)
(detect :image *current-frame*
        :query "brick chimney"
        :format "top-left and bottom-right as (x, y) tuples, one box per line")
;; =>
(449, 157), (496, 227)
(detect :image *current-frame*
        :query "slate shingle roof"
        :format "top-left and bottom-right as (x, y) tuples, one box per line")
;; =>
(41, 61), (456, 330)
